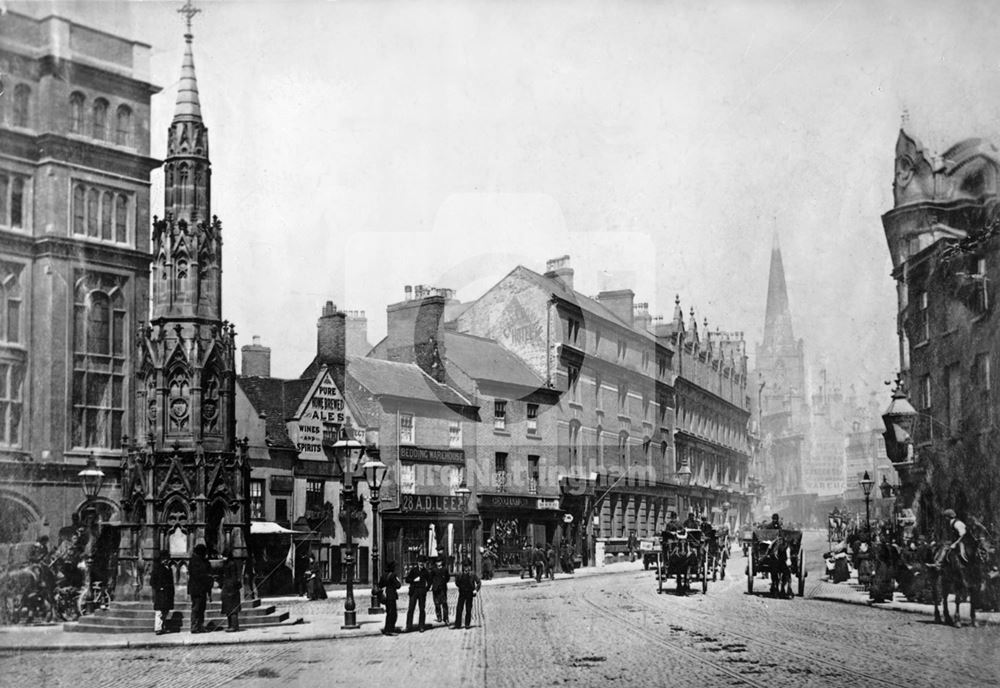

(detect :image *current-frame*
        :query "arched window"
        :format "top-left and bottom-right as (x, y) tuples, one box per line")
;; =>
(92, 98), (109, 140)
(86, 188), (99, 237)
(86, 292), (111, 355)
(114, 194), (128, 243)
(1, 267), (23, 344)
(13, 85), (30, 127)
(101, 191), (113, 240)
(69, 92), (86, 134)
(178, 163), (189, 208)
(115, 105), (132, 146)
(73, 185), (85, 234)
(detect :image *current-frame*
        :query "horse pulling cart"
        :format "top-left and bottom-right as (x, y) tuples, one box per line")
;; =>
(706, 526), (730, 581)
(657, 528), (709, 594)
(746, 527), (806, 598)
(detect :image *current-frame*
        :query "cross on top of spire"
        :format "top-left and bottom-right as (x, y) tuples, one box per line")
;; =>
(178, 0), (201, 37)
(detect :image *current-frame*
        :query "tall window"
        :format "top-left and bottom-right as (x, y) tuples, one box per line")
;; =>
(249, 479), (265, 520)
(566, 317), (580, 345)
(494, 453), (508, 492)
(399, 413), (414, 443)
(305, 480), (324, 512)
(617, 338), (627, 360)
(71, 182), (131, 244)
(115, 105), (132, 146)
(114, 194), (128, 243)
(92, 98), (109, 140)
(526, 403), (538, 435)
(914, 290), (929, 343)
(0, 362), (23, 447)
(69, 92), (86, 133)
(618, 431), (629, 465)
(528, 455), (540, 494)
(72, 278), (127, 449)
(946, 363), (961, 436)
(1, 263), (23, 343)
(13, 85), (30, 127)
(101, 191), (113, 240)
(567, 366), (580, 403)
(594, 371), (602, 407)
(449, 421), (462, 448)
(494, 400), (507, 431)
(595, 426), (604, 467)
(73, 185), (85, 235)
(0, 174), (26, 229)
(86, 189), (99, 237)
(618, 381), (628, 412)
(569, 420), (581, 471)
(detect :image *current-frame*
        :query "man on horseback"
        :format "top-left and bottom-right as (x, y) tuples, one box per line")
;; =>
(943, 509), (971, 564)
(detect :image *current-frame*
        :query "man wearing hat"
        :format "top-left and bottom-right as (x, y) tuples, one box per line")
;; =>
(430, 556), (451, 624)
(404, 555), (430, 632)
(453, 558), (481, 630)
(943, 509), (970, 563)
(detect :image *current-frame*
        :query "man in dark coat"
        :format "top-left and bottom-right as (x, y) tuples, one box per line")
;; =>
(453, 558), (481, 629)
(430, 557), (451, 624)
(532, 544), (546, 582)
(219, 549), (241, 632)
(187, 543), (213, 633)
(404, 555), (430, 632)
(546, 544), (558, 580)
(378, 561), (403, 635)
(150, 551), (174, 635)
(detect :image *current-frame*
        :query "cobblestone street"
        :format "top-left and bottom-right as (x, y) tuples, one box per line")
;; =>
(3, 538), (999, 688)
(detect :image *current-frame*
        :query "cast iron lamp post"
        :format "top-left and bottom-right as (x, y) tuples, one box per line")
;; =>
(859, 471), (874, 536)
(77, 453), (105, 613)
(329, 432), (366, 630)
(455, 483), (471, 568)
(363, 450), (387, 615)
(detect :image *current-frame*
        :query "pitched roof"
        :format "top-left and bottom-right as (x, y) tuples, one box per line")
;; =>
(443, 331), (545, 389)
(237, 377), (312, 449)
(346, 356), (473, 408)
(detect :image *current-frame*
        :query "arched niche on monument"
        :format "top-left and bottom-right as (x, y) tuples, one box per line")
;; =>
(205, 498), (228, 557)
(164, 498), (190, 558)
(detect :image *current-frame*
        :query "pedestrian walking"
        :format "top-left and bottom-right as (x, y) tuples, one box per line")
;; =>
(307, 555), (327, 600)
(481, 544), (496, 581)
(187, 543), (213, 634)
(378, 561), (402, 635)
(219, 549), (241, 632)
(546, 543), (557, 580)
(453, 558), (481, 629)
(430, 557), (451, 624)
(150, 550), (174, 635)
(532, 544), (546, 582)
(404, 554), (430, 632)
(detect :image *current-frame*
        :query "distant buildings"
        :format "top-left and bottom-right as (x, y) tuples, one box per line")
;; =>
(882, 127), (1000, 534)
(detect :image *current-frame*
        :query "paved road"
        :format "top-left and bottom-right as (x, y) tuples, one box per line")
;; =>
(2, 542), (998, 688)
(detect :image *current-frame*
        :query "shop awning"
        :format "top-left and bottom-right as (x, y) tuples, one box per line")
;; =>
(250, 521), (306, 535)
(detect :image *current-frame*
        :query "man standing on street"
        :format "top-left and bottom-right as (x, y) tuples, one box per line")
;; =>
(532, 543), (546, 582)
(430, 557), (451, 624)
(453, 558), (481, 629)
(150, 550), (174, 635)
(378, 561), (402, 635)
(187, 543), (213, 634)
(404, 555), (430, 632)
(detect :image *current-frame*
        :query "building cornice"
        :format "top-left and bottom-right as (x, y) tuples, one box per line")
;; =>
(0, 130), (162, 180)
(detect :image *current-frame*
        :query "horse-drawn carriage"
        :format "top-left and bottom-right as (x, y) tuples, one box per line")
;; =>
(656, 528), (709, 594)
(706, 525), (730, 581)
(746, 527), (806, 597)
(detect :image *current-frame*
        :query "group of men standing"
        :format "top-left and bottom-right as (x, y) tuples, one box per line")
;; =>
(376, 555), (482, 636)
(522, 542), (575, 581)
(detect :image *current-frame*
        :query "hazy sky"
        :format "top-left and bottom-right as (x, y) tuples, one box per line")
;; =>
(19, 0), (1000, 394)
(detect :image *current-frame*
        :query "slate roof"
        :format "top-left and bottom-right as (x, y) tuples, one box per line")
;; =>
(346, 356), (473, 408)
(443, 331), (545, 390)
(237, 377), (312, 449)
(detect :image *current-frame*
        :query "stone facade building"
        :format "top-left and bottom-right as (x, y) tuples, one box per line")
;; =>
(0, 9), (159, 544)
(882, 127), (1000, 534)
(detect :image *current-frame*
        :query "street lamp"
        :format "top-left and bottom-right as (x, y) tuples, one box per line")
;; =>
(328, 431), (366, 630)
(455, 483), (471, 569)
(77, 453), (105, 613)
(859, 471), (874, 536)
(362, 450), (387, 615)
(882, 376), (917, 466)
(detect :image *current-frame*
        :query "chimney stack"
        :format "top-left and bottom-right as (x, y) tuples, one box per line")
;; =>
(346, 310), (371, 357)
(386, 285), (449, 383)
(633, 302), (652, 332)
(317, 300), (346, 369)
(544, 255), (574, 291)
(241, 335), (271, 377)
(597, 289), (635, 326)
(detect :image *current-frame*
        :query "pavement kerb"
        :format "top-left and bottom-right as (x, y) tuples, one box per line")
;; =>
(0, 560), (648, 652)
(809, 591), (1000, 627)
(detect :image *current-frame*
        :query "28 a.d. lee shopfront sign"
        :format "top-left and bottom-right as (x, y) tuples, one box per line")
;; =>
(399, 494), (468, 514)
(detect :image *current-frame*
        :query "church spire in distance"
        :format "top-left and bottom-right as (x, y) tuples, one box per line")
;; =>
(762, 232), (795, 350)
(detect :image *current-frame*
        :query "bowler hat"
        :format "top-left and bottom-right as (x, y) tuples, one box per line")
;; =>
(943, 509), (957, 519)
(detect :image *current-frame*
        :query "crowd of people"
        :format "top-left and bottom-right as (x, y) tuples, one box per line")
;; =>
(375, 555), (481, 635)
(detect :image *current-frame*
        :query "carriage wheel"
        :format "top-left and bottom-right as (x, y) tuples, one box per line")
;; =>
(701, 557), (708, 594)
(747, 553), (754, 594)
(797, 549), (806, 597)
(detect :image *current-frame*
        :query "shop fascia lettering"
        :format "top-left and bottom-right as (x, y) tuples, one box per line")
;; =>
(399, 494), (467, 513)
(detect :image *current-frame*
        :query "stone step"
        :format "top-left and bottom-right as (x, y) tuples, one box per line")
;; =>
(107, 598), (263, 611)
(82, 603), (276, 619)
(65, 611), (292, 634)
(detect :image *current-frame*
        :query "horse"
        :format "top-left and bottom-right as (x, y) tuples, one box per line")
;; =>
(661, 530), (700, 593)
(929, 543), (980, 627)
(0, 563), (56, 624)
(763, 536), (793, 599)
